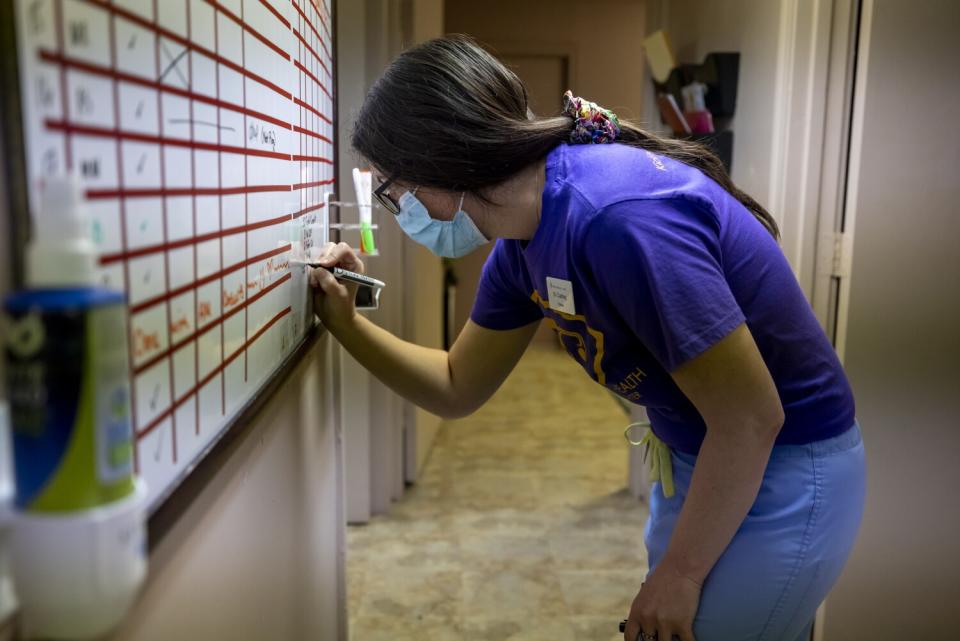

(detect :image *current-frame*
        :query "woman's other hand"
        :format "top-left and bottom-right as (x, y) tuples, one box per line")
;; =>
(623, 564), (701, 641)
(309, 241), (365, 332)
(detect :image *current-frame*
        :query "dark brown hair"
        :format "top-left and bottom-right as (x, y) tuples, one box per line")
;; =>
(352, 35), (779, 239)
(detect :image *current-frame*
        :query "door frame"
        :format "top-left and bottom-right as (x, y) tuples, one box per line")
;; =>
(766, 3), (863, 638)
(765, 0), (860, 318)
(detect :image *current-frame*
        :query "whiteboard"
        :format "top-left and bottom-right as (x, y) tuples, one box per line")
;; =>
(12, 0), (336, 510)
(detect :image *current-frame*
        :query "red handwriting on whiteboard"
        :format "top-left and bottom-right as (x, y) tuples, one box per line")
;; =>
(198, 301), (213, 323)
(133, 327), (161, 359)
(169, 315), (190, 336)
(246, 258), (291, 294)
(222, 282), (245, 309)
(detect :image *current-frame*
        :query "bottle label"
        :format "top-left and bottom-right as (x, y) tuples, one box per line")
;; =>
(5, 298), (134, 511)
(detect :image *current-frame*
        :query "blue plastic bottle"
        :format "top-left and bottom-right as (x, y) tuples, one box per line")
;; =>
(3, 177), (135, 512)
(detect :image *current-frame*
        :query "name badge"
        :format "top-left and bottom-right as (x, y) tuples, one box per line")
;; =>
(546, 277), (576, 315)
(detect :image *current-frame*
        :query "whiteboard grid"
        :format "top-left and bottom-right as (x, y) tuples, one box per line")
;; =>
(14, 0), (335, 508)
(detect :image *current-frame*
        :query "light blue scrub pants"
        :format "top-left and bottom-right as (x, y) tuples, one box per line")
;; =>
(644, 423), (866, 641)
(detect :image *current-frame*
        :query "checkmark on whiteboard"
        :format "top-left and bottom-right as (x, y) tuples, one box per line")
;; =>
(149, 383), (162, 411)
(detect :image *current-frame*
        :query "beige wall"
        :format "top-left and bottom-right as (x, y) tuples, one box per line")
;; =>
(108, 338), (345, 641)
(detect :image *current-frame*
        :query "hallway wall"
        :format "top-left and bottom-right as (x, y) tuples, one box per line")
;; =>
(108, 338), (345, 641)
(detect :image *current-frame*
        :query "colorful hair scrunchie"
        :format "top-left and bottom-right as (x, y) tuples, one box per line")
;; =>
(562, 90), (621, 144)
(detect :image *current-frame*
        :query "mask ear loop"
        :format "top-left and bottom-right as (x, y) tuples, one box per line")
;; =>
(457, 191), (466, 211)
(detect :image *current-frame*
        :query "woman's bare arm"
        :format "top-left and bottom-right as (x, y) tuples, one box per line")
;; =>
(311, 241), (539, 419)
(327, 314), (539, 418)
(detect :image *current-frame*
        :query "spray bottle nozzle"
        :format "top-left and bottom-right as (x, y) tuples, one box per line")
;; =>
(27, 175), (98, 288)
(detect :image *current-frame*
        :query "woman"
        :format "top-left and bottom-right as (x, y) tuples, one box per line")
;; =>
(311, 36), (865, 641)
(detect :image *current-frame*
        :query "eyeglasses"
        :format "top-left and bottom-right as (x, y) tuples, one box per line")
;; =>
(373, 174), (401, 215)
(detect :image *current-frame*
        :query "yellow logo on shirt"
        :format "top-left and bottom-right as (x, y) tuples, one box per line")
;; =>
(531, 290), (606, 385)
(531, 290), (649, 403)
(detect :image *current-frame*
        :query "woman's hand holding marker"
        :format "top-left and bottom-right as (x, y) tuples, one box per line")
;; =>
(309, 241), (365, 331)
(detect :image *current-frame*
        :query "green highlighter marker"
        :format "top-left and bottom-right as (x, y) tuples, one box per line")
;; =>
(353, 167), (377, 254)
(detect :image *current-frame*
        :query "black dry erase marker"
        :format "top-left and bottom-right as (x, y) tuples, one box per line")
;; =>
(303, 263), (384, 309)
(306, 263), (386, 290)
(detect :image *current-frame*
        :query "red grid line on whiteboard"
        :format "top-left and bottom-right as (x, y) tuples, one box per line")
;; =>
(294, 97), (332, 125)
(292, 152), (333, 163)
(38, 51), (331, 142)
(259, 0), (291, 30)
(292, 202), (325, 219)
(293, 124), (332, 144)
(86, 184), (294, 200)
(292, 177), (334, 190)
(137, 306), (292, 439)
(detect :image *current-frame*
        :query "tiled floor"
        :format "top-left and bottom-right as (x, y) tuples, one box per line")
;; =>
(347, 345), (650, 641)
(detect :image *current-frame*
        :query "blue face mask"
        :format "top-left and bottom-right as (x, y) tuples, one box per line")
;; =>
(395, 189), (489, 258)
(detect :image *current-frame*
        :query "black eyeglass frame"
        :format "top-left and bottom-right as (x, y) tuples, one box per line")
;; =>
(373, 174), (401, 215)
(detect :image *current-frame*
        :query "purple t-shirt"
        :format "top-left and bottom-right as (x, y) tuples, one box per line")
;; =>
(471, 143), (855, 454)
